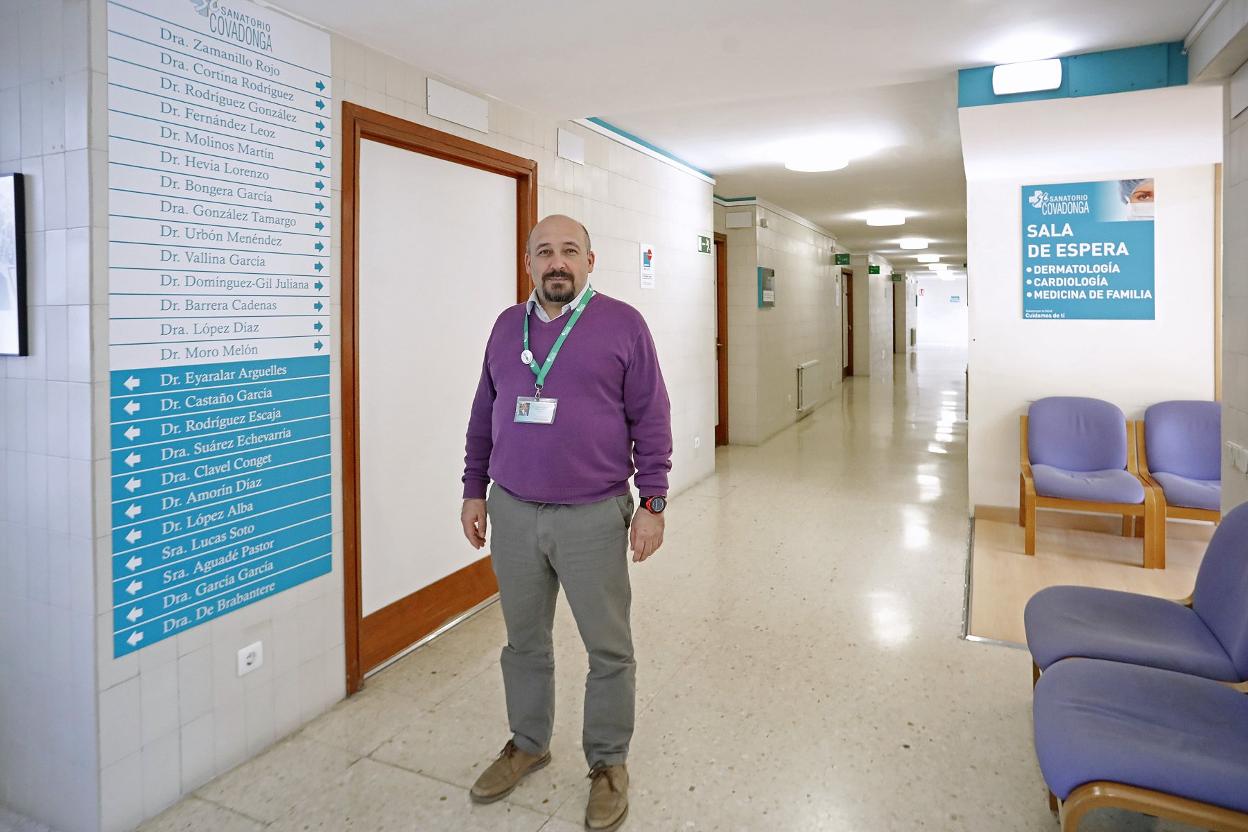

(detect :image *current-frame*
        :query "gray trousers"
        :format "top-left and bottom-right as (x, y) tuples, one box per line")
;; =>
(486, 485), (636, 768)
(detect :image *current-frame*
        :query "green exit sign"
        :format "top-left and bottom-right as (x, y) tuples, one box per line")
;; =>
(835, 253), (850, 266)
(868, 264), (881, 275)
(698, 235), (711, 254)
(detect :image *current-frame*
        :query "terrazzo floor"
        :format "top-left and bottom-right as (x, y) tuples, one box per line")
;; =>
(101, 347), (1199, 830)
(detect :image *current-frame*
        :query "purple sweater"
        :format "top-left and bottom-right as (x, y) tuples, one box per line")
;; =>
(462, 293), (672, 504)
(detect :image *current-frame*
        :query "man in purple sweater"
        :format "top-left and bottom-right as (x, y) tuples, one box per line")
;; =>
(460, 214), (672, 830)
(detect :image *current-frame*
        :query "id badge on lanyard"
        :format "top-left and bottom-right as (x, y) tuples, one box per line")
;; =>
(514, 396), (558, 424)
(515, 288), (593, 425)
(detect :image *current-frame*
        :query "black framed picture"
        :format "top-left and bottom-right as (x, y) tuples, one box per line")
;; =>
(0, 173), (27, 356)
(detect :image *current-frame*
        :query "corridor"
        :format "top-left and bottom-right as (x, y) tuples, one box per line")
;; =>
(111, 347), (1143, 832)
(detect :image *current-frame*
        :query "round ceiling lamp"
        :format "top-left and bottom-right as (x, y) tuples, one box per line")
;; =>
(864, 210), (907, 226)
(898, 237), (929, 250)
(784, 155), (849, 173)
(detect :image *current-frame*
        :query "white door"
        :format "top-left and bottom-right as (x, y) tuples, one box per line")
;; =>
(357, 139), (516, 618)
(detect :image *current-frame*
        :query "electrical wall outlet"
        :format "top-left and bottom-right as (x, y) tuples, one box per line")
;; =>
(1228, 441), (1248, 476)
(237, 641), (263, 676)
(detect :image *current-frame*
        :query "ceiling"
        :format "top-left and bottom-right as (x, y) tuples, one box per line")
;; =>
(276, 0), (1211, 266)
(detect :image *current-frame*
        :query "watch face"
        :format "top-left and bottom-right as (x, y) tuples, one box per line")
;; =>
(648, 496), (666, 513)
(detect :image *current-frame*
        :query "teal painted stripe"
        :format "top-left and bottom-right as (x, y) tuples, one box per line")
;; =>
(958, 42), (1186, 108)
(713, 194), (757, 203)
(586, 117), (714, 178)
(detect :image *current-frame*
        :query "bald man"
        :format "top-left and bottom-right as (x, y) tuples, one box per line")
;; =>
(461, 215), (672, 830)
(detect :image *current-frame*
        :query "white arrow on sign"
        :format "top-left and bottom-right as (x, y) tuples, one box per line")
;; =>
(124, 504), (141, 520)
(124, 528), (142, 545)
(125, 580), (142, 596)
(126, 607), (143, 623)
(123, 400), (140, 416)
(124, 425), (140, 441)
(124, 477), (141, 493)
(126, 632), (143, 647)
(123, 376), (140, 391)
(124, 452), (141, 468)
(125, 555), (142, 571)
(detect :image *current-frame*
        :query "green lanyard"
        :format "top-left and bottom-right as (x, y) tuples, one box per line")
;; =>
(523, 287), (595, 397)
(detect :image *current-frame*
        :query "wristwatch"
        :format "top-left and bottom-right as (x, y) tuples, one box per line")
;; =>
(641, 495), (667, 514)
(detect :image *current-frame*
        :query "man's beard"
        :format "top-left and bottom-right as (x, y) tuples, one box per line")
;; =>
(541, 271), (576, 304)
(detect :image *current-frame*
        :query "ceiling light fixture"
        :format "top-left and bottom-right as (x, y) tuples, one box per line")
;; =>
(898, 237), (929, 250)
(930, 262), (950, 270)
(784, 155), (849, 173)
(992, 58), (1062, 95)
(916, 254), (939, 263)
(865, 210), (907, 226)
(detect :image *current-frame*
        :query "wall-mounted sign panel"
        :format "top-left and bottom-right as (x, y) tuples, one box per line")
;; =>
(640, 242), (655, 288)
(107, 0), (332, 657)
(698, 235), (711, 254)
(1021, 179), (1155, 320)
(868, 264), (881, 275)
(758, 267), (775, 307)
(0, 173), (27, 355)
(835, 253), (850, 266)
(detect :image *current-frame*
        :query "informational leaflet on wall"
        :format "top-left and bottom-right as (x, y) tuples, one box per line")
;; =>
(639, 243), (655, 289)
(1021, 179), (1155, 320)
(107, 0), (332, 657)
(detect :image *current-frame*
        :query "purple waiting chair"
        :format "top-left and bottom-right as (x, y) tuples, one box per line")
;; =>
(1033, 658), (1248, 830)
(1137, 400), (1223, 568)
(1020, 397), (1161, 568)
(1025, 499), (1248, 690)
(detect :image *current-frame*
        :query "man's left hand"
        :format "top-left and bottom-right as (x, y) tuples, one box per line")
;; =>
(630, 508), (664, 562)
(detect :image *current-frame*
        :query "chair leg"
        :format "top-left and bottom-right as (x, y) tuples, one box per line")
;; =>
(1133, 516), (1145, 539)
(1033, 660), (1041, 688)
(1024, 494), (1037, 555)
(1048, 789), (1059, 814)
(1143, 493), (1165, 570)
(1121, 515), (1133, 537)
(1020, 476), (1026, 527)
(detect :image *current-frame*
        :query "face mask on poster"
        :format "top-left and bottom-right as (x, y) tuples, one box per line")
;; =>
(1128, 201), (1155, 220)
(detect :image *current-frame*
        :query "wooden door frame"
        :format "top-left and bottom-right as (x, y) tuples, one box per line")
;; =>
(842, 269), (854, 378)
(340, 102), (537, 694)
(713, 233), (729, 446)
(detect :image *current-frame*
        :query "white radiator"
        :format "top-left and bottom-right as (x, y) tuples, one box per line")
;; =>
(796, 360), (820, 413)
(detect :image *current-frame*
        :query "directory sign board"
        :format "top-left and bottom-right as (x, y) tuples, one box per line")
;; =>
(108, 0), (332, 656)
(1021, 179), (1155, 320)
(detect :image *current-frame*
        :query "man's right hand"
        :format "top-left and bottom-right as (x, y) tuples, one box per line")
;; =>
(461, 498), (487, 549)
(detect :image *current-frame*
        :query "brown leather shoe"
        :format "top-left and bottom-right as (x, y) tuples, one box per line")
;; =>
(585, 763), (628, 830)
(469, 740), (551, 804)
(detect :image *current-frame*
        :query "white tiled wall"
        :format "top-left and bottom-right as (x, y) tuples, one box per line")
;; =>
(83, 17), (719, 832)
(712, 203), (843, 445)
(0, 2), (100, 831)
(1224, 84), (1248, 511)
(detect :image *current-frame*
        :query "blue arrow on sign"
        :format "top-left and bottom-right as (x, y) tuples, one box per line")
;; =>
(314, 221), (324, 231)
(315, 120), (325, 131)
(315, 160), (325, 171)
(314, 181), (325, 191)
(314, 280), (324, 291)
(313, 301), (323, 312)
(313, 262), (324, 272)
(315, 99), (325, 110)
(315, 80), (326, 92)
(313, 340), (324, 351)
(313, 321), (323, 332)
(315, 139), (325, 150)
(314, 201), (324, 211)
(314, 241), (324, 252)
